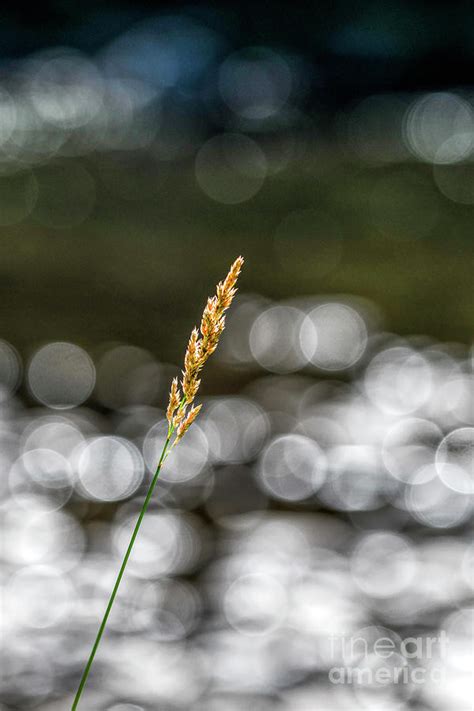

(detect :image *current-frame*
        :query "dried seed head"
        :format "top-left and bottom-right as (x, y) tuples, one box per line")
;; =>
(182, 328), (202, 402)
(221, 256), (244, 298)
(200, 316), (225, 361)
(168, 256), (244, 443)
(184, 328), (200, 374)
(200, 297), (217, 338)
(172, 408), (186, 428)
(176, 404), (202, 441)
(166, 378), (180, 426)
(198, 256), (243, 363)
(182, 376), (200, 404)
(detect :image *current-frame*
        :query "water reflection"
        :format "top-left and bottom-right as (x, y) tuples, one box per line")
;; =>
(0, 294), (472, 710)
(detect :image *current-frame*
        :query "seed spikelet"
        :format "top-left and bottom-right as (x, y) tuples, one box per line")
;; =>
(166, 378), (180, 426)
(176, 404), (202, 442)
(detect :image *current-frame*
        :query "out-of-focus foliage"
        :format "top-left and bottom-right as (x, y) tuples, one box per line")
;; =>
(0, 25), (472, 349)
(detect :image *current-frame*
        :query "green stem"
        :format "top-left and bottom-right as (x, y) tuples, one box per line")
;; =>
(71, 433), (172, 710)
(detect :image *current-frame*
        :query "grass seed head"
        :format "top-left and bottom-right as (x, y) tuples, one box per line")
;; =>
(182, 328), (202, 402)
(167, 255), (244, 443)
(176, 404), (202, 441)
(166, 377), (180, 426)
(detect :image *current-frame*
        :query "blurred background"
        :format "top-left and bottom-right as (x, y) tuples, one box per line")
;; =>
(0, 1), (473, 710)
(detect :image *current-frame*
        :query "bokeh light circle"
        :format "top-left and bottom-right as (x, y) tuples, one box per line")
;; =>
(223, 572), (288, 635)
(76, 436), (144, 501)
(6, 564), (74, 629)
(96, 344), (161, 409)
(249, 304), (307, 373)
(300, 303), (368, 371)
(143, 419), (209, 483)
(257, 434), (327, 501)
(382, 417), (441, 483)
(436, 427), (474, 494)
(405, 467), (472, 528)
(28, 52), (103, 130)
(404, 92), (474, 164)
(219, 47), (292, 120)
(351, 532), (417, 598)
(364, 347), (432, 415)
(9, 448), (73, 510)
(27, 342), (96, 409)
(195, 133), (267, 204)
(114, 509), (203, 578)
(0, 340), (22, 402)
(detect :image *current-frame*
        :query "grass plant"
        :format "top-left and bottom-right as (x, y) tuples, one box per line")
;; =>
(71, 256), (244, 709)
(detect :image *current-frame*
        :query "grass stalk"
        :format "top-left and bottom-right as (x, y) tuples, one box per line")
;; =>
(71, 432), (172, 710)
(71, 256), (243, 709)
